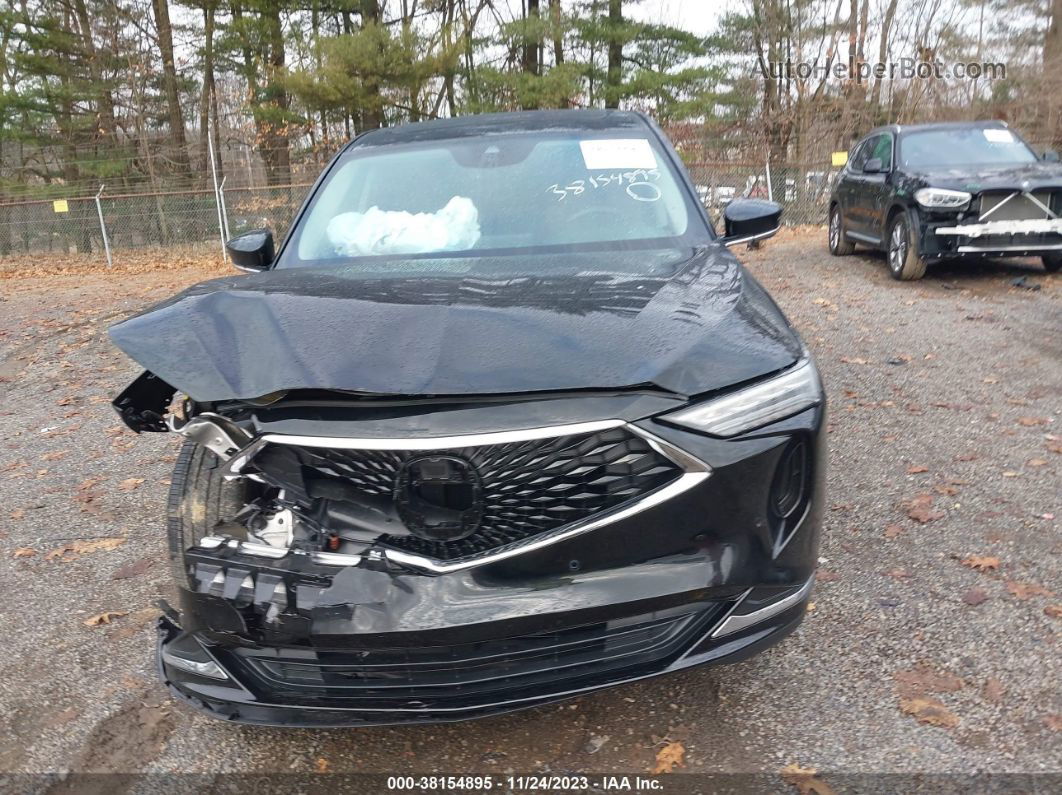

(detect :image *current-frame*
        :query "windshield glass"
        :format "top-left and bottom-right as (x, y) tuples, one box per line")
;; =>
(277, 131), (706, 270)
(900, 128), (1038, 169)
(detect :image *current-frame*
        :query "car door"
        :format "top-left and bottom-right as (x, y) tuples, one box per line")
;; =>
(836, 136), (873, 236)
(859, 133), (895, 242)
(846, 134), (893, 244)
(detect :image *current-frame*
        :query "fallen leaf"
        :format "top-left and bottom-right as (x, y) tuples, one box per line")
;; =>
(651, 741), (686, 774)
(805, 601), (816, 612)
(1027, 458), (1048, 467)
(1044, 715), (1062, 732)
(13, 547), (37, 558)
(46, 537), (125, 561)
(40, 450), (69, 461)
(907, 465), (929, 474)
(315, 758), (331, 773)
(900, 697), (960, 728)
(10, 508), (26, 521)
(83, 611), (129, 627)
(884, 524), (906, 539)
(960, 555), (1000, 573)
(1017, 417), (1047, 427)
(111, 557), (153, 580)
(780, 763), (836, 795)
(117, 477), (145, 491)
(894, 667), (964, 699)
(905, 494), (944, 524)
(1044, 605), (1062, 619)
(962, 588), (988, 606)
(982, 678), (1005, 704)
(1006, 581), (1055, 600)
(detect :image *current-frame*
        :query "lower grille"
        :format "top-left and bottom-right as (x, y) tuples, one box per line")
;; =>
(248, 426), (683, 561)
(225, 603), (725, 708)
(978, 189), (1059, 222)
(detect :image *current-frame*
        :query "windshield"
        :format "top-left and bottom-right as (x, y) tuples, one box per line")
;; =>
(277, 131), (706, 270)
(900, 128), (1038, 169)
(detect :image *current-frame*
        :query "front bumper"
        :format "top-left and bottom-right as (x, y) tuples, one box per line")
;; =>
(159, 409), (824, 727)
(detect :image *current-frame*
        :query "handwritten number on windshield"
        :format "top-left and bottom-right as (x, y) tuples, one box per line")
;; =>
(547, 169), (661, 202)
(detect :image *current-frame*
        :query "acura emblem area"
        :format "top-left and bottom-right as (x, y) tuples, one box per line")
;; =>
(393, 455), (483, 541)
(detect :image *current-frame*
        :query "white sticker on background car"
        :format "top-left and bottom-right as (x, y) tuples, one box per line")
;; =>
(579, 139), (658, 170)
(983, 129), (1014, 144)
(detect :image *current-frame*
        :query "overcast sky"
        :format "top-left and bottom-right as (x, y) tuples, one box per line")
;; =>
(626, 0), (730, 36)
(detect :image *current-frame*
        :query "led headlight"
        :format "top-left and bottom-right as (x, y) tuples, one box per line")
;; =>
(914, 187), (971, 209)
(663, 360), (822, 438)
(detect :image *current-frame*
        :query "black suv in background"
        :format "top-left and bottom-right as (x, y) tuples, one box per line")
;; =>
(828, 121), (1062, 279)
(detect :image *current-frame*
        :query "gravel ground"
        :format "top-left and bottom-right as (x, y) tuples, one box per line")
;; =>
(0, 233), (1059, 791)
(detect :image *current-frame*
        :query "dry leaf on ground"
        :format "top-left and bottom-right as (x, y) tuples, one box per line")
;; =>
(13, 547), (37, 558)
(650, 741), (686, 774)
(884, 524), (906, 539)
(960, 555), (1000, 572)
(962, 588), (988, 606)
(1044, 605), (1062, 618)
(1006, 581), (1055, 600)
(905, 494), (944, 524)
(907, 465), (929, 474)
(46, 537), (125, 561)
(982, 678), (1005, 704)
(894, 667), (964, 699)
(83, 611), (129, 627)
(117, 477), (145, 491)
(1044, 715), (1062, 732)
(900, 697), (960, 728)
(780, 763), (836, 795)
(1017, 417), (1047, 427)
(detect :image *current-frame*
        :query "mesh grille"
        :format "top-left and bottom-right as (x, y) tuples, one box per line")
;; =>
(255, 427), (682, 561)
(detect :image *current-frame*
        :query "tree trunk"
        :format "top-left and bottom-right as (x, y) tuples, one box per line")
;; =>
(523, 0), (540, 75)
(1045, 0), (1062, 147)
(361, 0), (385, 129)
(869, 0), (899, 108)
(550, 0), (563, 65)
(605, 0), (622, 108)
(152, 0), (190, 173)
(198, 2), (222, 180)
(71, 0), (117, 143)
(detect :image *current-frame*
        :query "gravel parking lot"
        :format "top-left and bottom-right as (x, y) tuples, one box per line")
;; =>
(1, 233), (1059, 791)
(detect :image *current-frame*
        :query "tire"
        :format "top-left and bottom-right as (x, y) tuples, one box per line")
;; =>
(828, 204), (855, 255)
(1043, 252), (1062, 273)
(166, 439), (248, 583)
(886, 211), (927, 281)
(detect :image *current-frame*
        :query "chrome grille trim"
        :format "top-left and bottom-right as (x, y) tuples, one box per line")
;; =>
(210, 420), (710, 574)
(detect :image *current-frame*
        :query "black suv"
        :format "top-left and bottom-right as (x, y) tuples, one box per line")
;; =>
(109, 110), (824, 727)
(828, 121), (1062, 279)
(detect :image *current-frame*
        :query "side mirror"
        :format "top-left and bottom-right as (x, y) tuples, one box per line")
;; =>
(720, 199), (782, 247)
(226, 229), (275, 272)
(1043, 149), (1060, 162)
(863, 157), (884, 174)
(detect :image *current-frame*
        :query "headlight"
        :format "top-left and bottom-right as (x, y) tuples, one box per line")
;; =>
(914, 187), (971, 209)
(663, 360), (822, 438)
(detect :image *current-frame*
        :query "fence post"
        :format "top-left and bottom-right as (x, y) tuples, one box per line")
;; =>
(208, 128), (227, 262)
(219, 175), (231, 240)
(765, 156), (773, 202)
(94, 185), (112, 268)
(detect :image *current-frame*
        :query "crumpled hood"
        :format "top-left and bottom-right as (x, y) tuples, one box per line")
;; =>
(909, 161), (1062, 192)
(108, 246), (802, 402)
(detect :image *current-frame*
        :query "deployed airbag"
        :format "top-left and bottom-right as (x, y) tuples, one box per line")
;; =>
(327, 196), (481, 256)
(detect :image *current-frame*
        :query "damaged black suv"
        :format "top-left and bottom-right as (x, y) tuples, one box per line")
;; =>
(110, 110), (824, 727)
(829, 120), (1062, 279)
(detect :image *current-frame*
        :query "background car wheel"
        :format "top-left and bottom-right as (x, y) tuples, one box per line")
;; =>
(167, 439), (248, 583)
(1043, 252), (1062, 273)
(887, 212), (927, 281)
(828, 206), (855, 255)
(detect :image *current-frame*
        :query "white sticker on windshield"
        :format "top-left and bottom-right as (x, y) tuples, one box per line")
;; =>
(580, 139), (658, 170)
(983, 129), (1014, 144)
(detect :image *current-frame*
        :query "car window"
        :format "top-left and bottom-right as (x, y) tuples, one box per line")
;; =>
(848, 137), (875, 172)
(279, 132), (707, 269)
(899, 128), (1038, 169)
(870, 135), (893, 168)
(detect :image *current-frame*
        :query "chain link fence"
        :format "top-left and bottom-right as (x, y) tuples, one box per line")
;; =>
(0, 159), (837, 266)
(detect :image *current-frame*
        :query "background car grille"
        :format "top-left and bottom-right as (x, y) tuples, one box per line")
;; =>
(224, 604), (724, 709)
(252, 427), (683, 561)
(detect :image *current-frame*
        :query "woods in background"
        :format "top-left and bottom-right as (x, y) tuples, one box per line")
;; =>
(0, 0), (1059, 202)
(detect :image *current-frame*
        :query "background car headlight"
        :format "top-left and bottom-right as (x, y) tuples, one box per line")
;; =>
(914, 187), (971, 209)
(663, 360), (822, 438)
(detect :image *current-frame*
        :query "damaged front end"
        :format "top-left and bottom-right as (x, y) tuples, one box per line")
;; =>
(113, 373), (822, 727)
